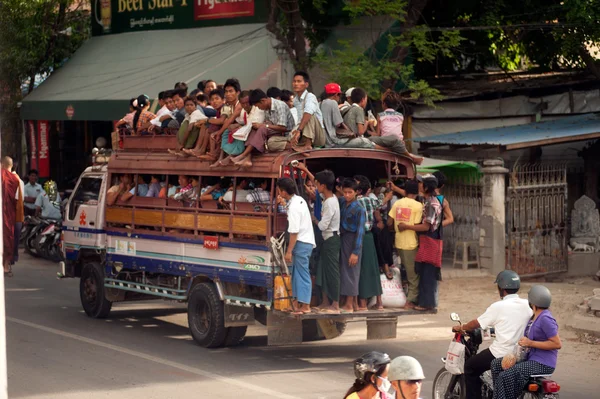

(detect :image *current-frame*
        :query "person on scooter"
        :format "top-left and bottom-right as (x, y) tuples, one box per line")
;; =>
(491, 285), (561, 399)
(388, 356), (425, 399)
(35, 180), (62, 221)
(345, 351), (392, 399)
(452, 270), (532, 399)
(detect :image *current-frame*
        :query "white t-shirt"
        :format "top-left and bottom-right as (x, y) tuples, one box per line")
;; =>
(287, 195), (316, 247)
(185, 109), (207, 124)
(477, 294), (533, 358)
(151, 105), (174, 126)
(318, 196), (340, 240)
(223, 189), (250, 203)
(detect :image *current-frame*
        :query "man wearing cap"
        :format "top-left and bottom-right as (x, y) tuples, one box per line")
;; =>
(388, 356), (425, 399)
(452, 270), (533, 399)
(340, 87), (354, 115)
(321, 83), (384, 149)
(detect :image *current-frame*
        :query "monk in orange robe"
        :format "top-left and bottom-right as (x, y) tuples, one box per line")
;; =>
(2, 156), (20, 276)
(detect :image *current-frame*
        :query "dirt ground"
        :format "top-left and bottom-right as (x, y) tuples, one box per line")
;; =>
(434, 275), (600, 363)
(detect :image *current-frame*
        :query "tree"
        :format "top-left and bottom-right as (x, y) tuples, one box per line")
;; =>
(315, 0), (462, 104)
(0, 0), (89, 157)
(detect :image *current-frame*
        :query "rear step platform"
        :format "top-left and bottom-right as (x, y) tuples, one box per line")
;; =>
(267, 308), (437, 346)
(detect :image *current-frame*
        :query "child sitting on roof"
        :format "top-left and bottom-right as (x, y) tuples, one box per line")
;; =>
(373, 91), (423, 165)
(168, 96), (207, 156)
(183, 89), (225, 158)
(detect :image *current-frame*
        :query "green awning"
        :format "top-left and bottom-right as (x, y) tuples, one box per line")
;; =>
(21, 24), (280, 121)
(417, 157), (481, 179)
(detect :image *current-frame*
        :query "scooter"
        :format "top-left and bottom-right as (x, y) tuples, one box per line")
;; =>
(24, 216), (48, 257)
(432, 313), (560, 399)
(37, 220), (63, 262)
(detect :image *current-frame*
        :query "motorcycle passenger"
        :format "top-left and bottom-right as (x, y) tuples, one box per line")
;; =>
(452, 270), (532, 399)
(388, 356), (425, 399)
(491, 285), (561, 399)
(345, 351), (392, 399)
(35, 180), (62, 221)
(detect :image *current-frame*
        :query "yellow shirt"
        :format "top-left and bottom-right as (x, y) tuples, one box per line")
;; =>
(389, 197), (423, 250)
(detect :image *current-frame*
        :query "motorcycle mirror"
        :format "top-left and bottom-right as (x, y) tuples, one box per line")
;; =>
(450, 313), (461, 322)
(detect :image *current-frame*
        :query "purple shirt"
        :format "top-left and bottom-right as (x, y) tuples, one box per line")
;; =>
(525, 310), (559, 368)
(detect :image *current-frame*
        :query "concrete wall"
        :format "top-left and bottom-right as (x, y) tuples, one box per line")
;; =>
(567, 253), (600, 277)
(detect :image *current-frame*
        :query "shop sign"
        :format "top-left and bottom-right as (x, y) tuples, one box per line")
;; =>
(37, 121), (50, 178)
(91, 0), (265, 36)
(27, 121), (38, 170)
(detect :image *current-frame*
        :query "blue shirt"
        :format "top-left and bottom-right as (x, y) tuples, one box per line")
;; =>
(294, 90), (324, 128)
(314, 188), (322, 221)
(339, 197), (366, 256)
(146, 182), (162, 198)
(130, 184), (149, 197)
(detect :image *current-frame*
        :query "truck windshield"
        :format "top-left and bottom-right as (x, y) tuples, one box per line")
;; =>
(68, 177), (102, 220)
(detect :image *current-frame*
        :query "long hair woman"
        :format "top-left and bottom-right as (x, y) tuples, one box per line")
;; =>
(345, 352), (392, 399)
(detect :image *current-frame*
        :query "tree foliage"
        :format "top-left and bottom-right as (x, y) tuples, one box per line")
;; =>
(0, 0), (90, 99)
(315, 0), (463, 105)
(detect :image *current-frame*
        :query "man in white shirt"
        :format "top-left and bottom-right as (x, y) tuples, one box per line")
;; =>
(149, 90), (176, 130)
(453, 270), (533, 399)
(278, 177), (315, 315)
(222, 178), (250, 203)
(36, 189), (62, 221)
(23, 169), (43, 216)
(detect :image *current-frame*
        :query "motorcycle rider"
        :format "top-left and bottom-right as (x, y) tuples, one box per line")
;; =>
(35, 180), (62, 221)
(491, 285), (561, 399)
(345, 351), (392, 399)
(452, 270), (532, 399)
(388, 356), (425, 399)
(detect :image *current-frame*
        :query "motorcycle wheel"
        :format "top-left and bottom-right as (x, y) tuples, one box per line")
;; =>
(25, 232), (40, 257)
(433, 368), (466, 399)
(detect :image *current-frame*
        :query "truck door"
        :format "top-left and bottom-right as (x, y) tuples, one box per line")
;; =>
(63, 174), (105, 258)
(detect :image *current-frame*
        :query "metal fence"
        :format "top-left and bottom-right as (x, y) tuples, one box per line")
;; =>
(506, 163), (568, 276)
(443, 175), (482, 256)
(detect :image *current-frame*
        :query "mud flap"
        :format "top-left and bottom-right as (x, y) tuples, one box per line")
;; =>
(366, 317), (398, 340)
(317, 319), (342, 339)
(224, 303), (255, 327)
(267, 311), (302, 346)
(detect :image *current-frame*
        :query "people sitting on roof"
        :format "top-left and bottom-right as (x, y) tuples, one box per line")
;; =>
(116, 98), (137, 133)
(132, 95), (156, 136)
(183, 89), (226, 158)
(207, 78), (245, 167)
(281, 89), (299, 130)
(150, 90), (177, 133)
(169, 96), (208, 155)
(290, 71), (326, 152)
(230, 89), (295, 168)
(373, 91), (423, 165)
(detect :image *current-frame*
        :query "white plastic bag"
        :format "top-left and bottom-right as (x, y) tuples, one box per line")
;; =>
(232, 123), (252, 141)
(445, 340), (466, 375)
(368, 268), (406, 308)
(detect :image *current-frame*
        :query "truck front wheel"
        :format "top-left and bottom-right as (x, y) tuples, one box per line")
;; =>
(80, 262), (112, 318)
(187, 282), (226, 348)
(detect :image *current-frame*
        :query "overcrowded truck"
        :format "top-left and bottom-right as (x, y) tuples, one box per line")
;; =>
(59, 135), (427, 347)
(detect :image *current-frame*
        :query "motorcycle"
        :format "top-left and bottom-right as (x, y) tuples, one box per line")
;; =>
(37, 220), (63, 262)
(23, 216), (48, 257)
(432, 313), (560, 399)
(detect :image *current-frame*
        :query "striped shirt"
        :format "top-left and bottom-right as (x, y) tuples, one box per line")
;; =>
(357, 195), (382, 231)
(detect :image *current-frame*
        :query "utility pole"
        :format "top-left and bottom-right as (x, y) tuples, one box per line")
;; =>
(0, 108), (8, 399)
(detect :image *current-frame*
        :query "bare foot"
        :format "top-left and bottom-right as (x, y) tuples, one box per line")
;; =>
(209, 159), (223, 168)
(238, 159), (253, 169)
(412, 156), (424, 165)
(292, 143), (312, 153)
(220, 156), (232, 166)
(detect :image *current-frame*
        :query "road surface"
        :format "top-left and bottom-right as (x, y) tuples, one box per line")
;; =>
(5, 254), (596, 398)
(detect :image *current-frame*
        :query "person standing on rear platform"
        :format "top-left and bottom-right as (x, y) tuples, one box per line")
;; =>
(313, 170), (341, 313)
(278, 178), (315, 315)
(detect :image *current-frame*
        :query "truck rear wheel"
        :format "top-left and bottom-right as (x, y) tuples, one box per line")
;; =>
(187, 282), (226, 348)
(80, 262), (112, 318)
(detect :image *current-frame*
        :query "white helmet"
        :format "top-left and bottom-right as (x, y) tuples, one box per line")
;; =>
(388, 356), (425, 381)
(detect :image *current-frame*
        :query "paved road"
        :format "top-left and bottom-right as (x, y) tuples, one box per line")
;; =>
(4, 254), (593, 398)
